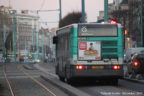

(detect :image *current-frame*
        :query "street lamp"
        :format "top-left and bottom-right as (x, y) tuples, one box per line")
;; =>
(12, 16), (17, 62)
(140, 0), (143, 47)
(81, 0), (85, 23)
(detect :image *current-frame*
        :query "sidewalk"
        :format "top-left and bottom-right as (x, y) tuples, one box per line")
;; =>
(34, 62), (57, 78)
(123, 77), (144, 84)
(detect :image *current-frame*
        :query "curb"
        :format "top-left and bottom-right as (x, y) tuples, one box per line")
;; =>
(41, 75), (91, 96)
(122, 78), (144, 84)
(23, 65), (33, 70)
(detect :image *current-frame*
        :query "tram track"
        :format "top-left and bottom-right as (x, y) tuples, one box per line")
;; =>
(16, 65), (57, 96)
(3, 64), (15, 96)
(2, 63), (64, 96)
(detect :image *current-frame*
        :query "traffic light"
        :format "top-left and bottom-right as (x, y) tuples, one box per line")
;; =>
(110, 19), (117, 24)
(124, 30), (128, 35)
(121, 25), (127, 36)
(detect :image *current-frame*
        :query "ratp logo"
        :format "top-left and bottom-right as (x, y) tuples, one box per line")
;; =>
(81, 26), (87, 33)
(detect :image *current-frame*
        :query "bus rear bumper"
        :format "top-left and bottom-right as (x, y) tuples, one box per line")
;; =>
(71, 68), (123, 79)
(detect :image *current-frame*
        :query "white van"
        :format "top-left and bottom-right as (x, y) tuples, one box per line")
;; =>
(124, 47), (144, 62)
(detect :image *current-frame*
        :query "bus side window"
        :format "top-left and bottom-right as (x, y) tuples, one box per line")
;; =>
(53, 36), (58, 44)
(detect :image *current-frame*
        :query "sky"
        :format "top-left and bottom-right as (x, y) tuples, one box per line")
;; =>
(0, 0), (113, 29)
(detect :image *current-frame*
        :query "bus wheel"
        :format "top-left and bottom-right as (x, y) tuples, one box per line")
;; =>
(110, 79), (118, 85)
(65, 78), (73, 84)
(59, 76), (65, 82)
(56, 65), (58, 74)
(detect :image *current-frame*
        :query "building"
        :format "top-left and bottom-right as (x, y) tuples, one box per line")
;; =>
(97, 11), (104, 20)
(0, 6), (13, 57)
(120, 0), (129, 10)
(9, 11), (40, 58)
(39, 28), (55, 61)
(0, 7), (40, 61)
(113, 0), (123, 10)
(128, 0), (144, 47)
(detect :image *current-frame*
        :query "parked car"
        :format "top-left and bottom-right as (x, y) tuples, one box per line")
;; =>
(125, 53), (144, 79)
(124, 47), (144, 63)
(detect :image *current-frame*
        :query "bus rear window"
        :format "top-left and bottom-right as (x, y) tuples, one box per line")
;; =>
(78, 24), (118, 37)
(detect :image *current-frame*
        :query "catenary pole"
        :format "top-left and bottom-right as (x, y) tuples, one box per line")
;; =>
(12, 17), (17, 62)
(81, 0), (85, 23)
(140, 0), (143, 46)
(104, 0), (108, 22)
(59, 0), (62, 21)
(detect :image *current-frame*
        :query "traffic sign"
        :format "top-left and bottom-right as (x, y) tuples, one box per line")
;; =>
(132, 37), (136, 41)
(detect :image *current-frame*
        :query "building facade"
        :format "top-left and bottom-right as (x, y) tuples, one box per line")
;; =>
(15, 13), (39, 53)
(0, 7), (13, 57)
(0, 8), (40, 60)
(113, 0), (123, 10)
(128, 0), (144, 47)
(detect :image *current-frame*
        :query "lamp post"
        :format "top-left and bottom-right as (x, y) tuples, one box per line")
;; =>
(1, 11), (6, 58)
(140, 0), (143, 47)
(59, 0), (62, 21)
(42, 34), (45, 63)
(36, 30), (39, 59)
(32, 28), (35, 51)
(81, 0), (85, 23)
(12, 16), (17, 62)
(104, 0), (108, 22)
(2, 25), (6, 57)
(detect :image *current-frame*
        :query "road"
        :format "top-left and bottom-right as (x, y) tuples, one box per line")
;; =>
(0, 62), (144, 96)
(76, 79), (143, 96)
(35, 62), (144, 96)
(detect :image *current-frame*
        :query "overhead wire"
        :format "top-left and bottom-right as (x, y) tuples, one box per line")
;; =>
(39, 0), (46, 10)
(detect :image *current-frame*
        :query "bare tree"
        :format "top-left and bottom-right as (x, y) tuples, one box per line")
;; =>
(110, 9), (129, 29)
(59, 11), (87, 28)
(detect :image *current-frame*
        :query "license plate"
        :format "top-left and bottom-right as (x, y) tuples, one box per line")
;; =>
(92, 66), (104, 69)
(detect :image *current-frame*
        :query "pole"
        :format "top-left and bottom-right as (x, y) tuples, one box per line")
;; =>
(25, 39), (27, 52)
(81, 0), (85, 23)
(36, 31), (39, 59)
(59, 0), (62, 21)
(2, 25), (6, 57)
(104, 0), (108, 22)
(32, 28), (34, 51)
(12, 17), (17, 62)
(42, 34), (44, 63)
(140, 0), (143, 47)
(25, 39), (27, 60)
(1, 11), (6, 58)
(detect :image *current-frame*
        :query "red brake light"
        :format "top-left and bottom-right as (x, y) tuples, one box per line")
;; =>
(113, 65), (120, 70)
(76, 65), (85, 70)
(133, 61), (140, 67)
(110, 20), (117, 24)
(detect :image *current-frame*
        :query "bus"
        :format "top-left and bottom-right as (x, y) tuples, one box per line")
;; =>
(53, 23), (124, 84)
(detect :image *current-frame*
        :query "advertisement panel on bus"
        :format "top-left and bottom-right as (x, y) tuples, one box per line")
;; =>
(78, 41), (101, 60)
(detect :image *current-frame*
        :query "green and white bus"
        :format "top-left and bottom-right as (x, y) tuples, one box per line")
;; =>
(53, 23), (124, 84)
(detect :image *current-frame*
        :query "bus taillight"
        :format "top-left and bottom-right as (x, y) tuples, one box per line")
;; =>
(112, 65), (120, 70)
(76, 65), (85, 70)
